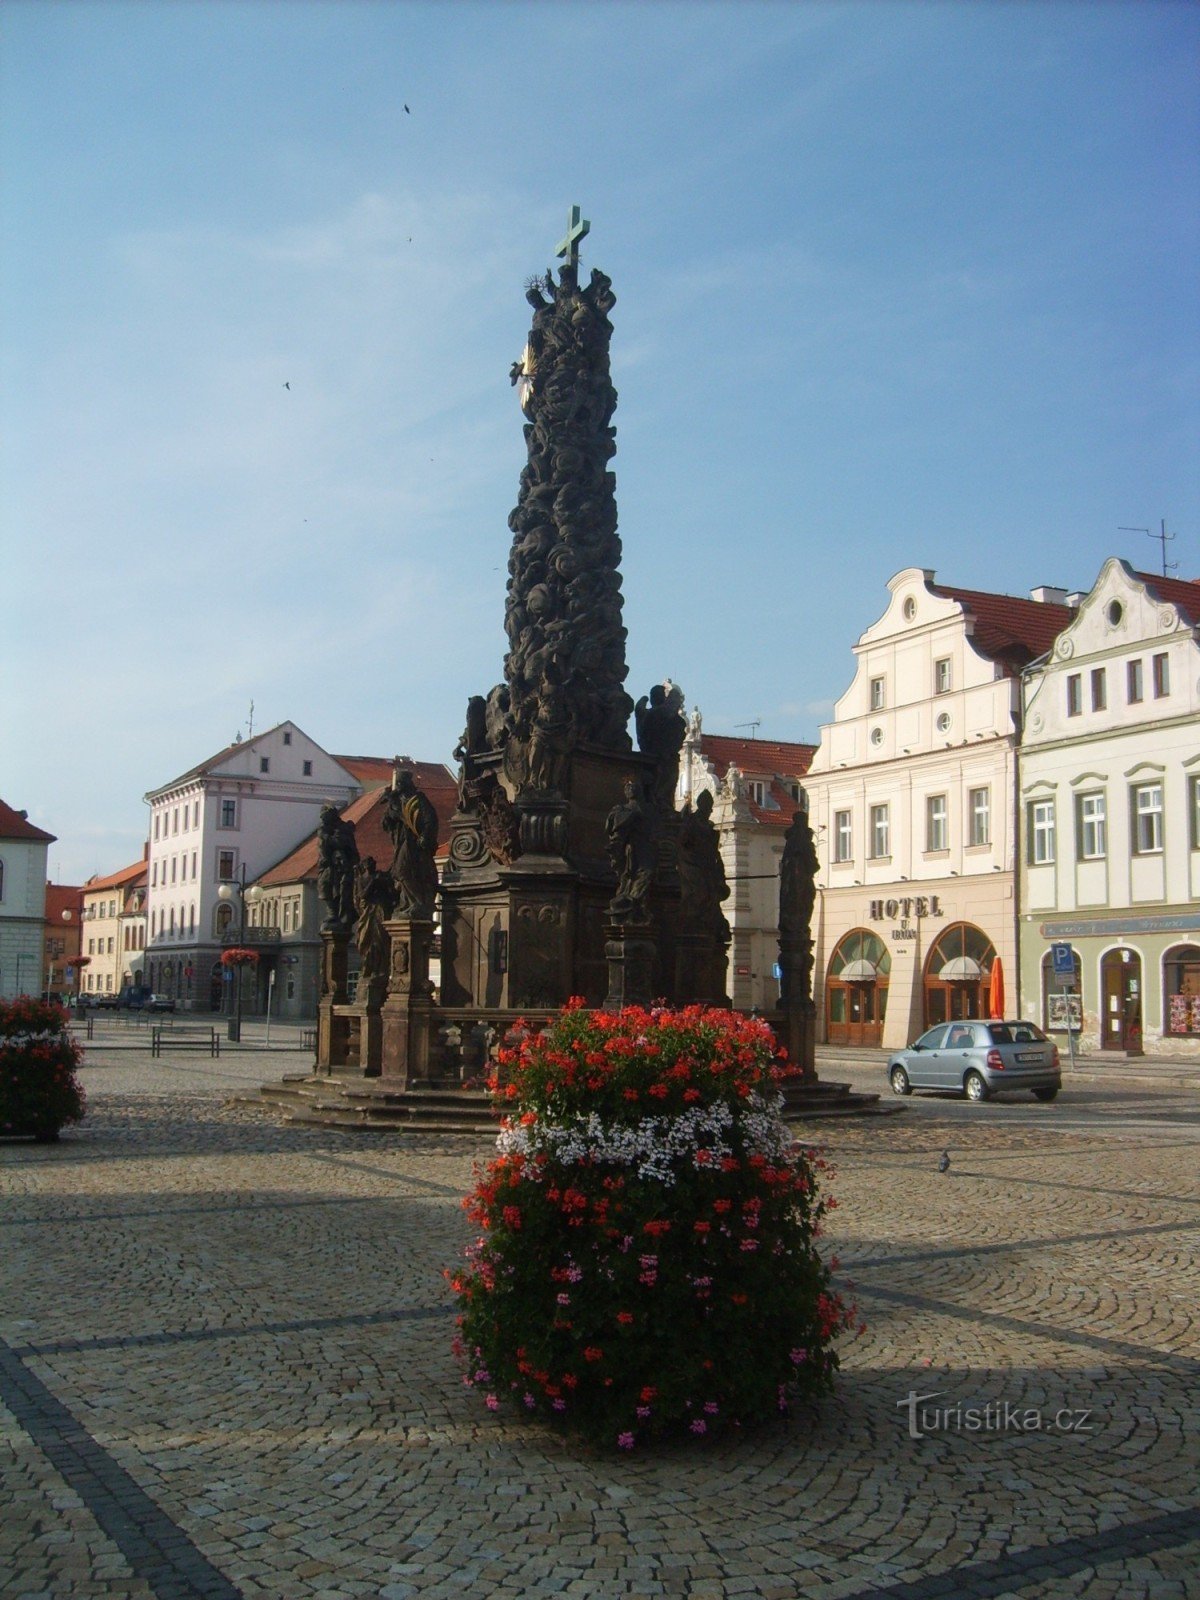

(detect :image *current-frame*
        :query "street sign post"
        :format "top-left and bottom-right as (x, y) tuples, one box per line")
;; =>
(1051, 943), (1078, 1070)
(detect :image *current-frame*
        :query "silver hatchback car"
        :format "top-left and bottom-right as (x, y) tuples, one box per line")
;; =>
(887, 1020), (1061, 1102)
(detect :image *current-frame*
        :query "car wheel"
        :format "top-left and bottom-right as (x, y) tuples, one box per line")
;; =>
(964, 1070), (989, 1103)
(889, 1065), (912, 1096)
(1033, 1085), (1059, 1102)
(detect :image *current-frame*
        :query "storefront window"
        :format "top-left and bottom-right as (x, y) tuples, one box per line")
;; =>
(1164, 944), (1200, 1037)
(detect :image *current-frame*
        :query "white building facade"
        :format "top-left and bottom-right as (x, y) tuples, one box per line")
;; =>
(0, 800), (55, 1000)
(143, 723), (361, 1011)
(1019, 561), (1200, 1056)
(805, 569), (1072, 1049)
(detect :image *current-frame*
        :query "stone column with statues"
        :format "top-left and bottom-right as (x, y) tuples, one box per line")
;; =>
(777, 807), (819, 1082)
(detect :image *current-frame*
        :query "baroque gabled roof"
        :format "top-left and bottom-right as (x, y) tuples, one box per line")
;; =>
(0, 799), (56, 843)
(927, 582), (1073, 670)
(257, 763), (459, 889)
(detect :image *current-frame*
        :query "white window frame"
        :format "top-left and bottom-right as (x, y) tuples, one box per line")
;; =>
(968, 787), (990, 847)
(926, 794), (948, 853)
(1132, 783), (1163, 855)
(833, 810), (852, 864)
(869, 676), (886, 711)
(869, 803), (890, 860)
(1077, 791), (1106, 861)
(934, 658), (951, 695)
(1029, 800), (1055, 866)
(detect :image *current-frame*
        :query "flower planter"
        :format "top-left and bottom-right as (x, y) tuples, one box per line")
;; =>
(0, 998), (86, 1141)
(452, 1001), (856, 1450)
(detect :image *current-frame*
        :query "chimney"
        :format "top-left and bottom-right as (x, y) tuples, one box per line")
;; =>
(1029, 586), (1069, 606)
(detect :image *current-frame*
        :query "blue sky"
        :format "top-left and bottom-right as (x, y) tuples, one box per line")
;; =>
(3, 0), (1197, 886)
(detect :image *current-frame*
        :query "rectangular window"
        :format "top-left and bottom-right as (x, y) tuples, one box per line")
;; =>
(926, 794), (948, 852)
(172, 808), (179, 834)
(153, 815), (160, 840)
(1028, 800), (1055, 866)
(217, 849), (236, 880)
(259, 756), (270, 773)
(968, 787), (990, 847)
(194, 802), (200, 828)
(107, 937), (113, 954)
(303, 759), (313, 776)
(151, 862), (158, 887)
(1153, 652), (1170, 698)
(192, 851), (197, 878)
(1076, 791), (1107, 860)
(1066, 674), (1082, 717)
(833, 810), (852, 863)
(934, 658), (951, 695)
(1132, 783), (1163, 855)
(869, 803), (890, 859)
(1127, 659), (1144, 704)
(1191, 777), (1200, 850)
(869, 676), (885, 711)
(170, 857), (176, 883)
(221, 798), (237, 828)
(747, 780), (765, 806)
(1091, 668), (1106, 712)
(283, 730), (292, 745)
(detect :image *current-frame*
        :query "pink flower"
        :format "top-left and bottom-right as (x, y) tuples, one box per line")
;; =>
(556, 1293), (571, 1306)
(690, 1419), (707, 1435)
(703, 1401), (719, 1414)
(617, 1431), (635, 1450)
(636, 1405), (651, 1420)
(485, 1394), (500, 1411)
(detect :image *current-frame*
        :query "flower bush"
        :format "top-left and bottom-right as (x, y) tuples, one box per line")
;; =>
(451, 1001), (856, 1450)
(0, 997), (86, 1141)
(219, 947), (259, 969)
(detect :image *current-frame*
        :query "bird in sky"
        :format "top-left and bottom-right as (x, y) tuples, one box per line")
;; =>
(284, 382), (290, 390)
(938, 1151), (951, 1174)
(404, 104), (410, 114)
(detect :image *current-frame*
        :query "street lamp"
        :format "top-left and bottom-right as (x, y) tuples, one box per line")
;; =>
(217, 872), (261, 1041)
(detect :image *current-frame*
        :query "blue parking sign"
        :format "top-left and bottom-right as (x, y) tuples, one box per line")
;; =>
(1051, 942), (1074, 978)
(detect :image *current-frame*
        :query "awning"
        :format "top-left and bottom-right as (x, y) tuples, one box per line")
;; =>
(939, 956), (983, 981)
(839, 958), (878, 982)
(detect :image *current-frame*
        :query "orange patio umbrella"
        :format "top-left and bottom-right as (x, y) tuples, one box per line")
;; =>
(988, 956), (1005, 1019)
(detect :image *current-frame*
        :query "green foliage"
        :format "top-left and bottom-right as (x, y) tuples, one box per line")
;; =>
(0, 998), (86, 1140)
(451, 1002), (856, 1450)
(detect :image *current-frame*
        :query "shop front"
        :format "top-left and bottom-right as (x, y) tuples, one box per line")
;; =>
(825, 929), (890, 1046)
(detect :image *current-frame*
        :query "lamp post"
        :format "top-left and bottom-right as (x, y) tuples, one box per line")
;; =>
(217, 871), (261, 1042)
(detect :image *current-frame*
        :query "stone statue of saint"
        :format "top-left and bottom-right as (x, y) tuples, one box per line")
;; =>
(635, 681), (687, 810)
(316, 804), (358, 930)
(606, 776), (656, 923)
(677, 790), (730, 942)
(353, 856), (397, 987)
(779, 809), (819, 1006)
(382, 768), (440, 920)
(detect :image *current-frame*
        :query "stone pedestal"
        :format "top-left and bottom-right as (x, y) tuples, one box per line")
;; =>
(317, 928), (351, 1072)
(777, 1001), (817, 1082)
(380, 917), (435, 1087)
(603, 921), (657, 1010)
(675, 931), (731, 1010)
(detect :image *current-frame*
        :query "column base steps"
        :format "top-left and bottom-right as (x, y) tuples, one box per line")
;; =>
(247, 1072), (893, 1132)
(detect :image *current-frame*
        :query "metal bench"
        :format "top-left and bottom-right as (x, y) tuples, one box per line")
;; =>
(151, 1026), (221, 1058)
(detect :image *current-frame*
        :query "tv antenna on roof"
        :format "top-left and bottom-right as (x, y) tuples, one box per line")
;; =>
(1119, 520), (1178, 578)
(735, 719), (762, 738)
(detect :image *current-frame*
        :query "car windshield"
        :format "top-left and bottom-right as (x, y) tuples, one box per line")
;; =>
(987, 1023), (1045, 1045)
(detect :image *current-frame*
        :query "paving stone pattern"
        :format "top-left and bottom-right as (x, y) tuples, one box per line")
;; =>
(1, 1053), (1197, 1600)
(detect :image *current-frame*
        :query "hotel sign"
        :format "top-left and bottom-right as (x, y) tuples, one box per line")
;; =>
(869, 895), (944, 942)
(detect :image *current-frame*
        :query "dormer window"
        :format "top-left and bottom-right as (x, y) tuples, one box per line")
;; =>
(747, 780), (766, 806)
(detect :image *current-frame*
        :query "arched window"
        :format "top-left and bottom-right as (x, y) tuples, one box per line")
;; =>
(924, 923), (996, 1027)
(1164, 944), (1200, 1038)
(825, 929), (891, 1047)
(1040, 947), (1082, 1033)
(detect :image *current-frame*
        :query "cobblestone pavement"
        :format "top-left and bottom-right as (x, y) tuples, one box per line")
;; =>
(2, 1046), (1197, 1600)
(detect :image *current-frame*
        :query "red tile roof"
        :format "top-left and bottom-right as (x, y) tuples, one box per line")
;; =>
(0, 799), (56, 843)
(258, 763), (459, 888)
(1130, 570), (1200, 627)
(928, 583), (1073, 670)
(44, 883), (84, 921)
(331, 755), (401, 789)
(84, 858), (149, 894)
